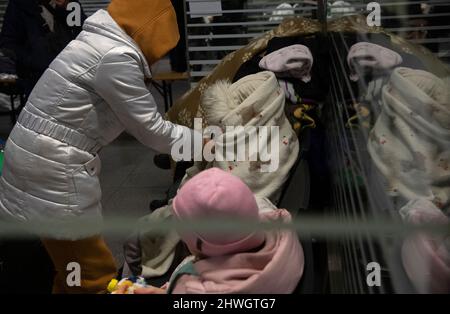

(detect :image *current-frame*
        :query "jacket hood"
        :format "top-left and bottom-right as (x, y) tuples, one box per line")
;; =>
(202, 71), (282, 128)
(108, 0), (180, 66)
(83, 10), (152, 78)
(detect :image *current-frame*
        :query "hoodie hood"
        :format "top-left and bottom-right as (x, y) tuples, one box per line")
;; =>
(83, 10), (152, 78)
(108, 0), (180, 66)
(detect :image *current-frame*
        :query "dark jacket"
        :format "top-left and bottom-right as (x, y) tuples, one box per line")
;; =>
(0, 0), (86, 96)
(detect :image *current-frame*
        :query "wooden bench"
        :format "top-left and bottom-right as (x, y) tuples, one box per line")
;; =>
(151, 71), (189, 112)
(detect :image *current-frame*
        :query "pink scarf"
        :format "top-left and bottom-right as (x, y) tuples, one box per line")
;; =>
(171, 209), (304, 294)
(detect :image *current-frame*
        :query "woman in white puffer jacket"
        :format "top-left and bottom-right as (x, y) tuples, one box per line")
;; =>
(0, 0), (193, 293)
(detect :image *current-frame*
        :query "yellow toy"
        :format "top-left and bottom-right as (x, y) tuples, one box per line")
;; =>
(107, 277), (147, 294)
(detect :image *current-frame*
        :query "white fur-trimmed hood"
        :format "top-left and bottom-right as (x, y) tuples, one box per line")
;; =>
(202, 71), (282, 128)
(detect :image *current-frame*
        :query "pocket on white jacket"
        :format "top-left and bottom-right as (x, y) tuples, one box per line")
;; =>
(69, 154), (102, 211)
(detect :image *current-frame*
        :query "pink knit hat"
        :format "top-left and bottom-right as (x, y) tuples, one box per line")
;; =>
(172, 168), (265, 257)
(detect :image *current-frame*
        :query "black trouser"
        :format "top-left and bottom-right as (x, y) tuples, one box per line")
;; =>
(0, 237), (54, 294)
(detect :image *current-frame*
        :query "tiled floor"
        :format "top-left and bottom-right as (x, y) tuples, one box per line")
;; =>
(0, 58), (191, 267)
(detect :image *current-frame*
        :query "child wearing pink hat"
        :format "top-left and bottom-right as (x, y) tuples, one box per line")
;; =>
(131, 168), (304, 294)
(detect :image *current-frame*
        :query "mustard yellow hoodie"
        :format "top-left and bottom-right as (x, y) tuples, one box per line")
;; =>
(108, 0), (180, 65)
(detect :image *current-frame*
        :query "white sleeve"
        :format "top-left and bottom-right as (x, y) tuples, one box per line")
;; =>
(94, 47), (193, 154)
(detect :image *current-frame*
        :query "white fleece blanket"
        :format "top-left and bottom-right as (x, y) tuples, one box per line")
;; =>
(368, 67), (450, 213)
(188, 71), (299, 202)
